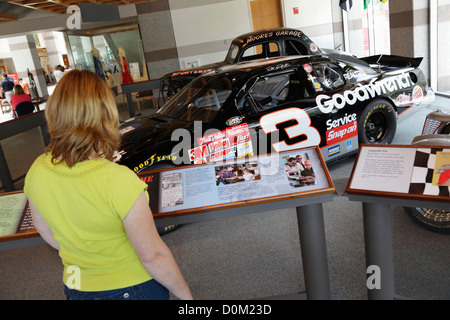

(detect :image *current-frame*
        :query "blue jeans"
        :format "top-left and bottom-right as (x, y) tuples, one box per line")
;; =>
(64, 279), (169, 300)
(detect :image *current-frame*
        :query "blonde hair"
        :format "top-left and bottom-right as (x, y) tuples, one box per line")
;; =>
(45, 69), (120, 167)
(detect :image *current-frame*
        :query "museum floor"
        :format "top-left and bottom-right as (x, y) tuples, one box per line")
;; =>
(0, 93), (448, 300)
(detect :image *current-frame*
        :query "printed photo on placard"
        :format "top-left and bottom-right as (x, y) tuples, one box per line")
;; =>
(215, 161), (261, 186)
(409, 148), (450, 197)
(432, 151), (450, 187)
(160, 172), (184, 208)
(282, 152), (316, 188)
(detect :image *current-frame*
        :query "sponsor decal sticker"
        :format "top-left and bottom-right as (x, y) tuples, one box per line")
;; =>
(171, 68), (212, 77)
(132, 154), (178, 172)
(310, 43), (318, 52)
(226, 116), (243, 126)
(325, 113), (358, 145)
(346, 139), (353, 150)
(328, 145), (340, 157)
(303, 64), (313, 73)
(326, 120), (358, 146)
(396, 92), (411, 104)
(412, 85), (423, 106)
(316, 73), (413, 114)
(119, 122), (142, 136)
(343, 70), (365, 80)
(189, 123), (253, 163)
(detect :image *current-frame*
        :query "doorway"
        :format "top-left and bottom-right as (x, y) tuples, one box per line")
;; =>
(249, 0), (283, 31)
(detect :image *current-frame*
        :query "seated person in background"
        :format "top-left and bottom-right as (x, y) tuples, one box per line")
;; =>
(19, 78), (31, 97)
(10, 84), (32, 113)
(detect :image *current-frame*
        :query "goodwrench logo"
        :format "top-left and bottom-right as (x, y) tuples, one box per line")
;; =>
(316, 73), (413, 114)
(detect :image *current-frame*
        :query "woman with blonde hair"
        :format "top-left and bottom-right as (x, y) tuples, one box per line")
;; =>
(24, 70), (192, 300)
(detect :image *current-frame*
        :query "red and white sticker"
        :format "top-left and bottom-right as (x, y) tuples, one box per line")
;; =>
(189, 123), (253, 163)
(303, 63), (313, 73)
(412, 85), (423, 106)
(326, 120), (358, 146)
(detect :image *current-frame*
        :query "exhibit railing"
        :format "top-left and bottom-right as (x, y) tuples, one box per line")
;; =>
(0, 111), (49, 192)
(120, 78), (161, 117)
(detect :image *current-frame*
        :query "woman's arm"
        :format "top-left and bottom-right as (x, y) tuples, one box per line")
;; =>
(27, 198), (60, 250)
(123, 191), (193, 300)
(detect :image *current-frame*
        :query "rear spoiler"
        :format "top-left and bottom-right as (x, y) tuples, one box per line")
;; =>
(360, 55), (423, 68)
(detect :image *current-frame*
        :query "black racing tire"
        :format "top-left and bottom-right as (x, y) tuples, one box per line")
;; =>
(358, 99), (397, 144)
(441, 123), (450, 135)
(403, 206), (450, 234)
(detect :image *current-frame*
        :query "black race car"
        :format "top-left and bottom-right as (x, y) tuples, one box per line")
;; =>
(160, 27), (324, 102)
(116, 54), (434, 173)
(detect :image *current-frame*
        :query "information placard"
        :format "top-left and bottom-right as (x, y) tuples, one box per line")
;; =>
(0, 191), (37, 242)
(0, 147), (334, 241)
(138, 146), (335, 218)
(347, 145), (450, 201)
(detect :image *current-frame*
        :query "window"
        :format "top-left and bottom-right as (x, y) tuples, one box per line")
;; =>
(240, 42), (280, 61)
(237, 62), (346, 115)
(431, 0), (450, 94)
(342, 1), (390, 56)
(238, 73), (290, 114)
(238, 68), (320, 114)
(225, 44), (240, 63)
(284, 40), (309, 55)
(159, 76), (232, 123)
(308, 63), (345, 93)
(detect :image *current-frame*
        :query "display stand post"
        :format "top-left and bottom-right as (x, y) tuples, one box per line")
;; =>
(362, 202), (395, 300)
(0, 143), (15, 192)
(296, 203), (331, 300)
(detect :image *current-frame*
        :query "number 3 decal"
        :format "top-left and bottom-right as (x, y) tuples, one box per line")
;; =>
(260, 108), (321, 152)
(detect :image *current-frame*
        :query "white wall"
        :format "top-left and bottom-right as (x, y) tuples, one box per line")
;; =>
(281, 0), (335, 49)
(169, 0), (252, 68)
(43, 31), (68, 71)
(0, 39), (11, 59)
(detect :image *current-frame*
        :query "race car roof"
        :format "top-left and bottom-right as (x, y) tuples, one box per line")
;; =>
(230, 27), (321, 49)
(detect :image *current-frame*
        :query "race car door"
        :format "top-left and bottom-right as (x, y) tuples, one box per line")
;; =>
(235, 67), (322, 156)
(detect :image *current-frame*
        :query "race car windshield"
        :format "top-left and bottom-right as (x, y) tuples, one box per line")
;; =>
(158, 75), (232, 123)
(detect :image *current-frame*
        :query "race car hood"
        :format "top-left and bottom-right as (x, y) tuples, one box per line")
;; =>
(117, 114), (192, 169)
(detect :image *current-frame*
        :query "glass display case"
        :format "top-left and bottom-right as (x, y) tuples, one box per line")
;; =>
(67, 24), (148, 86)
